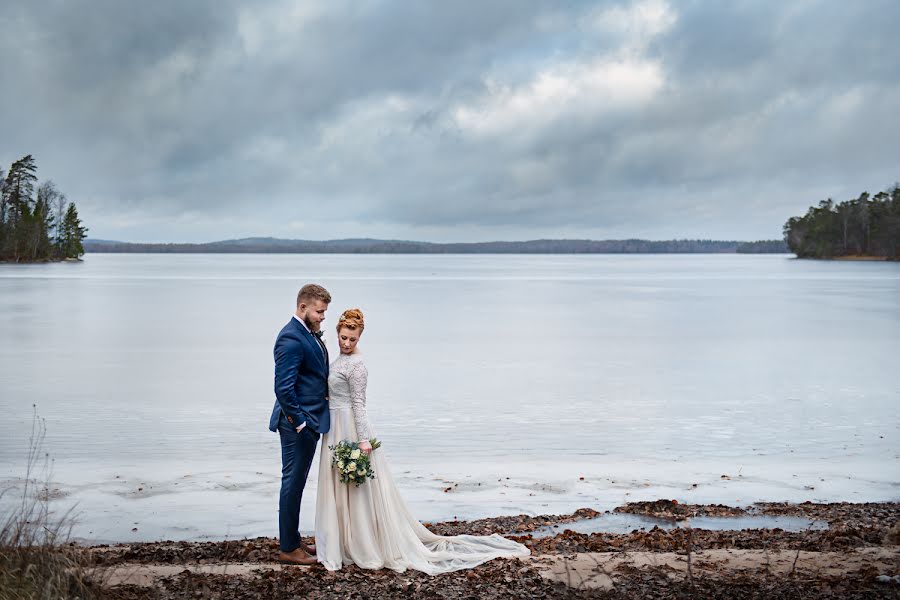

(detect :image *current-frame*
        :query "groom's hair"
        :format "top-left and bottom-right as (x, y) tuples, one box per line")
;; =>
(297, 283), (331, 306)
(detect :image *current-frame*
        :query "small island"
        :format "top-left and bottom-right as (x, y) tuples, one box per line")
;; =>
(784, 185), (900, 260)
(0, 154), (88, 263)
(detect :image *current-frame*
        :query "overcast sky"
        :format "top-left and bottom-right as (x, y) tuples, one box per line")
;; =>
(1, 1), (898, 242)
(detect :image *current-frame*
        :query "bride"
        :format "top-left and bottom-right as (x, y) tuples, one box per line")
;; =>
(314, 308), (530, 574)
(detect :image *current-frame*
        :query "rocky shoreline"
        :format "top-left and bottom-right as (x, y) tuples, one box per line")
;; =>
(83, 501), (898, 598)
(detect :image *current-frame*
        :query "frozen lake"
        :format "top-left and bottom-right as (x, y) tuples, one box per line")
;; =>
(0, 253), (897, 543)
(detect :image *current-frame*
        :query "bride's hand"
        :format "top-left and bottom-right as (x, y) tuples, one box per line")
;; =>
(359, 440), (373, 455)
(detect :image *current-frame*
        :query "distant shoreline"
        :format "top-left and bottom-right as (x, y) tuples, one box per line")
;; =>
(829, 255), (890, 261)
(81, 237), (790, 255)
(794, 255), (895, 261)
(0, 257), (82, 264)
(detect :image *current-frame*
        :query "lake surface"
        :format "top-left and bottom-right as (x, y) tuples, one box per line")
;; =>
(0, 254), (897, 543)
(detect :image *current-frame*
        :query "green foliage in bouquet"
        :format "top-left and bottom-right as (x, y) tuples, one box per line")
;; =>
(328, 439), (382, 486)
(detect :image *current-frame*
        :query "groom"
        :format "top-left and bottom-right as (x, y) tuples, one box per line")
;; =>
(269, 283), (332, 565)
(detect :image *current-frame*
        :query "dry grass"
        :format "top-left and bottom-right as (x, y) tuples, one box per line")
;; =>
(0, 406), (102, 600)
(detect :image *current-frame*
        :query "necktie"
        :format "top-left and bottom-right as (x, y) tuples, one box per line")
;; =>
(312, 330), (328, 362)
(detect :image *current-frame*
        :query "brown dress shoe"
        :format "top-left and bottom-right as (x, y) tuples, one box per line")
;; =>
(278, 548), (317, 565)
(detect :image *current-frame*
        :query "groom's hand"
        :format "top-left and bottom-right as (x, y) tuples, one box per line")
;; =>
(359, 440), (373, 455)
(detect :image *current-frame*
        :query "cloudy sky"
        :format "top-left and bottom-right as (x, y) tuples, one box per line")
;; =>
(1, 1), (898, 243)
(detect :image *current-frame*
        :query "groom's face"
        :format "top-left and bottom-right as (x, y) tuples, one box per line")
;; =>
(299, 299), (329, 332)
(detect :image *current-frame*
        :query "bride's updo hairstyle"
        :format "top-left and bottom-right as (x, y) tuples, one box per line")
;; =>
(336, 308), (365, 333)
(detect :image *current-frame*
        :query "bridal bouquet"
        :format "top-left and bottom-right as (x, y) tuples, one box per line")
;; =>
(329, 439), (382, 486)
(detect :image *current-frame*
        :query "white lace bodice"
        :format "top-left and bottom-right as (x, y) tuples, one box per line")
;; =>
(327, 352), (371, 441)
(316, 348), (530, 573)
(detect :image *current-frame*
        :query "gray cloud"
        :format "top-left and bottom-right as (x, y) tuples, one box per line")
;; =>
(1, 0), (898, 242)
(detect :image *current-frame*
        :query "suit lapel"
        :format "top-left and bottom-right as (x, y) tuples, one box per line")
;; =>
(320, 337), (329, 373)
(312, 333), (329, 369)
(291, 318), (328, 370)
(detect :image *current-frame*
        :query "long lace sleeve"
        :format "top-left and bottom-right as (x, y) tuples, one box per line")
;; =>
(347, 358), (371, 441)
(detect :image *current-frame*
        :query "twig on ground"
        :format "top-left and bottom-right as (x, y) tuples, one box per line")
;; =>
(684, 526), (695, 586)
(789, 522), (815, 578)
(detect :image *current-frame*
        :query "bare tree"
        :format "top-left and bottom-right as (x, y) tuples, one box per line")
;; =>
(54, 191), (67, 251)
(33, 181), (60, 260)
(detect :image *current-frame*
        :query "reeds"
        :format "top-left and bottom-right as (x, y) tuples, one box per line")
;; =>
(0, 406), (99, 600)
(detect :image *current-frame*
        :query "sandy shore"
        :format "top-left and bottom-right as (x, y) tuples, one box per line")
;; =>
(82, 501), (898, 598)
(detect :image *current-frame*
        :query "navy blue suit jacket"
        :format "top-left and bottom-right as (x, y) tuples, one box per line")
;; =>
(268, 317), (331, 434)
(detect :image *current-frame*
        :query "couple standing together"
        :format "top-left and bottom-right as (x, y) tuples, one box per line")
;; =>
(267, 284), (529, 574)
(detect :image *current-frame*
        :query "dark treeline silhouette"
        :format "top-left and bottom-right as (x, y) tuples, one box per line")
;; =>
(1, 155), (88, 262)
(83, 237), (782, 254)
(736, 240), (789, 253)
(784, 185), (900, 259)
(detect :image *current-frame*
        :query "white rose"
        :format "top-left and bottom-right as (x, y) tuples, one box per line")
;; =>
(347, 462), (357, 471)
(337, 461), (344, 469)
(350, 449), (361, 460)
(357, 470), (365, 476)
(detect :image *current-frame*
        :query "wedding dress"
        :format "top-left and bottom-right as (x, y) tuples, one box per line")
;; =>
(314, 352), (530, 574)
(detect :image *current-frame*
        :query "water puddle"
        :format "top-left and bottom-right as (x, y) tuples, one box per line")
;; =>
(528, 513), (828, 538)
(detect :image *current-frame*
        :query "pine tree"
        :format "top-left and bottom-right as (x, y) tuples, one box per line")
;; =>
(0, 167), (6, 255)
(61, 202), (88, 259)
(2, 155), (39, 261)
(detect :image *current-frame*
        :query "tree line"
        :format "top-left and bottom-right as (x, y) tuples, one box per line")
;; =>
(735, 240), (789, 253)
(84, 237), (788, 254)
(0, 155), (88, 262)
(783, 185), (900, 259)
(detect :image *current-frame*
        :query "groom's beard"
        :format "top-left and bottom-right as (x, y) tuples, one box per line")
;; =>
(304, 316), (320, 332)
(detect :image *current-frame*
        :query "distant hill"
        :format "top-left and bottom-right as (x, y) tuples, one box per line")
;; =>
(83, 237), (790, 254)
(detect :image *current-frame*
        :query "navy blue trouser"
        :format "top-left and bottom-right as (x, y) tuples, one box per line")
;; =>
(277, 414), (320, 552)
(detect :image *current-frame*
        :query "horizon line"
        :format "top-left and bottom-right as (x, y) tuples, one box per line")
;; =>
(85, 235), (784, 245)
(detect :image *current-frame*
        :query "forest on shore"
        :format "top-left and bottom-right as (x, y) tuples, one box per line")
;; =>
(784, 185), (900, 259)
(0, 155), (88, 262)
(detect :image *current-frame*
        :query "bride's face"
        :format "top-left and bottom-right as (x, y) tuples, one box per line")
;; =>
(338, 327), (361, 354)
